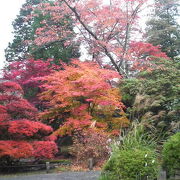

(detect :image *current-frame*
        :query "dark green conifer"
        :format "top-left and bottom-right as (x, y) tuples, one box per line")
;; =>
(5, 0), (79, 63)
(146, 0), (180, 59)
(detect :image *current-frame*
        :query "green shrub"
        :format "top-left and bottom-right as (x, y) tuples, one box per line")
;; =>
(102, 148), (158, 180)
(162, 132), (180, 176)
(99, 172), (116, 180)
(100, 123), (159, 180)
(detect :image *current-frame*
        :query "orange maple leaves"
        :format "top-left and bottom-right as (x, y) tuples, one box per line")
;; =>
(39, 60), (129, 136)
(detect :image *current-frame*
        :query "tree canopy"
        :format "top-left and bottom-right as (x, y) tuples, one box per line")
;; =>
(5, 0), (80, 63)
(39, 60), (129, 136)
(146, 0), (180, 59)
(0, 81), (57, 165)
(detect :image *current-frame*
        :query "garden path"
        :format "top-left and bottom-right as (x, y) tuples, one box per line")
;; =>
(0, 171), (101, 180)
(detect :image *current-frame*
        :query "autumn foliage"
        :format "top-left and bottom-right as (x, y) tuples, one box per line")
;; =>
(2, 59), (59, 107)
(70, 129), (110, 167)
(0, 81), (57, 164)
(26, 0), (169, 78)
(129, 42), (169, 71)
(39, 60), (129, 136)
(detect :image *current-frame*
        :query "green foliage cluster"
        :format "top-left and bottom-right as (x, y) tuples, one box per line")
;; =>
(100, 123), (159, 180)
(5, 0), (40, 61)
(120, 58), (180, 138)
(162, 132), (180, 176)
(5, 0), (79, 62)
(101, 149), (158, 180)
(30, 3), (80, 63)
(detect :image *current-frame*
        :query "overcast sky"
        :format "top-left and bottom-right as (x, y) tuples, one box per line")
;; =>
(0, 0), (26, 70)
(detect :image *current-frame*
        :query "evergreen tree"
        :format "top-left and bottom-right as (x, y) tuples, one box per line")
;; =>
(146, 0), (180, 59)
(5, 0), (79, 63)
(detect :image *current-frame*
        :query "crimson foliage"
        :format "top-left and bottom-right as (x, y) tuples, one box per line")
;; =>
(2, 59), (58, 108)
(0, 81), (57, 164)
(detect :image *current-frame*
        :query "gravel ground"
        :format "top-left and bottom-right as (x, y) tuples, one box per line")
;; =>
(0, 171), (101, 180)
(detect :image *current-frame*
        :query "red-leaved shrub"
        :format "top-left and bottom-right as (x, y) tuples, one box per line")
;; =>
(70, 129), (110, 167)
(0, 81), (58, 164)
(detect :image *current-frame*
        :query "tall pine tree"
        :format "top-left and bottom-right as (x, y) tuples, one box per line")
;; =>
(146, 0), (180, 59)
(5, 0), (79, 63)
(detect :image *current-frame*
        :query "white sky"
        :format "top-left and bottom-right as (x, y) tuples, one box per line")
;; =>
(0, 0), (26, 70)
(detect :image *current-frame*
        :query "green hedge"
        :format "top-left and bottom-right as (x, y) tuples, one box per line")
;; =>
(100, 148), (158, 180)
(162, 132), (180, 176)
(99, 123), (159, 180)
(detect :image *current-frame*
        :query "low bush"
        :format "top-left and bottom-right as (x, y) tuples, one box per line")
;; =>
(102, 148), (158, 180)
(69, 129), (110, 167)
(162, 132), (180, 177)
(100, 123), (159, 180)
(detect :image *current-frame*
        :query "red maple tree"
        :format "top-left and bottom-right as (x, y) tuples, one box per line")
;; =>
(0, 81), (58, 165)
(39, 60), (129, 136)
(27, 0), (169, 78)
(2, 59), (59, 108)
(129, 41), (169, 71)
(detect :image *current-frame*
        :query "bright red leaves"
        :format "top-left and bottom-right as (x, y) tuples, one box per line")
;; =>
(0, 81), (57, 160)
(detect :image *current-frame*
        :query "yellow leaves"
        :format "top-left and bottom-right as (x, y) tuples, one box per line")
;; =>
(67, 72), (83, 81)
(107, 88), (122, 103)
